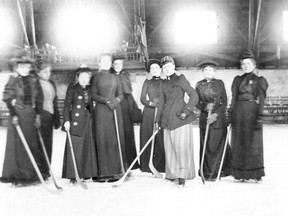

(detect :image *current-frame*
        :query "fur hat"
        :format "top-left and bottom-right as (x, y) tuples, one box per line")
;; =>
(112, 50), (126, 62)
(75, 64), (92, 77)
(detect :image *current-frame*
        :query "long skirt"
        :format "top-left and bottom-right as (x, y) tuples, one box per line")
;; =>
(164, 124), (195, 180)
(121, 97), (139, 169)
(94, 104), (126, 179)
(0, 106), (43, 183)
(140, 106), (165, 172)
(38, 110), (54, 178)
(231, 100), (265, 179)
(199, 127), (231, 180)
(62, 114), (98, 179)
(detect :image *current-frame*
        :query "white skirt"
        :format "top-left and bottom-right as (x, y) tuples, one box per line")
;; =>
(164, 123), (196, 180)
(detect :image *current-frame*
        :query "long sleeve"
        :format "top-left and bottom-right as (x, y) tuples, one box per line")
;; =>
(229, 76), (240, 114)
(155, 81), (164, 123)
(91, 73), (109, 104)
(195, 83), (205, 111)
(213, 80), (227, 114)
(63, 83), (74, 122)
(51, 80), (61, 129)
(3, 76), (17, 117)
(140, 79), (151, 107)
(179, 74), (198, 115)
(257, 76), (269, 116)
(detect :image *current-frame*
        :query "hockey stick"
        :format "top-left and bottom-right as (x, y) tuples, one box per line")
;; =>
(112, 128), (160, 187)
(148, 108), (163, 178)
(15, 125), (59, 194)
(66, 130), (88, 190)
(200, 110), (212, 185)
(37, 129), (63, 190)
(114, 109), (125, 174)
(215, 125), (231, 182)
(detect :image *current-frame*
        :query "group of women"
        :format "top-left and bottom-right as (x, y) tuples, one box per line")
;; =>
(0, 49), (268, 188)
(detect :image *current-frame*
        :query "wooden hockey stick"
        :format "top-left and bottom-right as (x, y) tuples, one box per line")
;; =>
(114, 109), (125, 174)
(67, 130), (88, 190)
(37, 129), (63, 190)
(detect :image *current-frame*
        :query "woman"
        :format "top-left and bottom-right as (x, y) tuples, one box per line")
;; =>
(156, 56), (198, 187)
(111, 53), (139, 170)
(140, 59), (165, 173)
(0, 51), (43, 186)
(230, 50), (268, 182)
(195, 60), (231, 181)
(62, 66), (98, 183)
(36, 60), (61, 178)
(91, 53), (126, 182)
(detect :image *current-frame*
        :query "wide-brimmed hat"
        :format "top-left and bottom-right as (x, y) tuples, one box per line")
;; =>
(197, 60), (219, 69)
(147, 59), (161, 72)
(75, 64), (92, 77)
(10, 50), (35, 64)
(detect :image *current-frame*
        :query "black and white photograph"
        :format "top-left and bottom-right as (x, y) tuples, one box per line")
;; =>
(0, 0), (288, 215)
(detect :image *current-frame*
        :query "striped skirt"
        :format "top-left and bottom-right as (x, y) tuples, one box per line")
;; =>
(164, 124), (196, 180)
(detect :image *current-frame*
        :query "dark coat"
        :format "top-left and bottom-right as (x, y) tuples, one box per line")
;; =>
(1, 74), (45, 183)
(196, 79), (227, 129)
(63, 83), (92, 137)
(156, 73), (198, 130)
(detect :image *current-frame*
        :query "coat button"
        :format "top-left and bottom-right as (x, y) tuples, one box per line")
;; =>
(75, 113), (79, 117)
(77, 105), (81, 109)
(73, 122), (78, 126)
(78, 96), (83, 99)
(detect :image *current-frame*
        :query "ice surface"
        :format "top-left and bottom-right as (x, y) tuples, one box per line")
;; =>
(0, 125), (287, 216)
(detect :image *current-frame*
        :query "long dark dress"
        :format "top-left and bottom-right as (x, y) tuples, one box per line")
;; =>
(91, 70), (126, 180)
(1, 75), (44, 184)
(140, 77), (165, 173)
(37, 79), (60, 178)
(230, 72), (268, 180)
(196, 78), (231, 180)
(113, 69), (139, 170)
(62, 83), (98, 179)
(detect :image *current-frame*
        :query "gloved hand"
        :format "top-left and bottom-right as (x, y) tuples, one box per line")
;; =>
(35, 114), (41, 128)
(149, 98), (159, 107)
(207, 113), (218, 124)
(154, 122), (161, 131)
(226, 114), (231, 126)
(12, 116), (19, 125)
(178, 112), (187, 120)
(107, 98), (121, 110)
(64, 121), (70, 131)
(206, 103), (214, 111)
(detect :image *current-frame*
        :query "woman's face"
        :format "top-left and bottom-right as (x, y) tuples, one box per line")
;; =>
(78, 72), (91, 87)
(162, 62), (175, 77)
(113, 59), (124, 73)
(203, 66), (215, 81)
(99, 55), (112, 71)
(241, 58), (256, 73)
(38, 66), (51, 81)
(16, 63), (31, 76)
(149, 63), (161, 77)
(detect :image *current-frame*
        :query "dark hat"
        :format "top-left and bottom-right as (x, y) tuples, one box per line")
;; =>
(35, 59), (51, 71)
(240, 49), (255, 60)
(112, 50), (126, 62)
(197, 60), (218, 69)
(161, 56), (174, 66)
(147, 59), (161, 72)
(10, 50), (35, 64)
(75, 64), (92, 76)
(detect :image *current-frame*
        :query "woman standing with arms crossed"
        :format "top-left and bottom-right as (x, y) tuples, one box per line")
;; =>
(230, 50), (268, 182)
(62, 66), (98, 184)
(195, 60), (231, 181)
(140, 59), (165, 173)
(156, 56), (198, 187)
